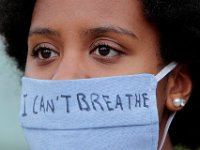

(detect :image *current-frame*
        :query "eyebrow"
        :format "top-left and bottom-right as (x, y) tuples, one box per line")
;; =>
(29, 28), (60, 37)
(83, 26), (137, 38)
(28, 26), (137, 38)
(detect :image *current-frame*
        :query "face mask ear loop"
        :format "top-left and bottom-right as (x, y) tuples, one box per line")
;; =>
(156, 61), (177, 149)
(158, 112), (176, 150)
(155, 62), (178, 82)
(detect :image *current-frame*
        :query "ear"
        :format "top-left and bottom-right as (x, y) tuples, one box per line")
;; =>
(165, 64), (192, 111)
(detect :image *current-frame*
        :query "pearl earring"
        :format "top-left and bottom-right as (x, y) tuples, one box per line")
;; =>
(173, 98), (186, 107)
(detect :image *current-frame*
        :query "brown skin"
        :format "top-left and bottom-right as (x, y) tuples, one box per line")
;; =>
(25, 0), (192, 149)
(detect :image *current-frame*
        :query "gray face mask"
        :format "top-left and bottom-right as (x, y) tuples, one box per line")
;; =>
(20, 62), (177, 150)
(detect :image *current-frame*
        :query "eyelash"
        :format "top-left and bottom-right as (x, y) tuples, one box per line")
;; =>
(90, 42), (124, 58)
(31, 43), (58, 59)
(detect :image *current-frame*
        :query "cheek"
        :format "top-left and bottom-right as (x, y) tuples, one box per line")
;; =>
(24, 56), (58, 79)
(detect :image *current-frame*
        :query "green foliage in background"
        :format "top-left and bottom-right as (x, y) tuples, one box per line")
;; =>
(175, 145), (200, 150)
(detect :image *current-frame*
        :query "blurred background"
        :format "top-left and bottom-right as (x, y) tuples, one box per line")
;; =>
(0, 39), (28, 150)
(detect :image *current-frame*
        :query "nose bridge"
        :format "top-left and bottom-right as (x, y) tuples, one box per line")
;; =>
(52, 50), (88, 80)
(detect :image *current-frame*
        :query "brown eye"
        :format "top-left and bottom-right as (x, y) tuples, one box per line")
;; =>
(32, 43), (59, 60)
(38, 48), (58, 59)
(94, 45), (119, 57)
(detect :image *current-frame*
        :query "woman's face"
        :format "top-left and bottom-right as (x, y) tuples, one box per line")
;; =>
(26, 0), (170, 144)
(26, 0), (166, 121)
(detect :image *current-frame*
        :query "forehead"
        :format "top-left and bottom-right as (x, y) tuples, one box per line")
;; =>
(31, 0), (144, 28)
(33, 0), (142, 14)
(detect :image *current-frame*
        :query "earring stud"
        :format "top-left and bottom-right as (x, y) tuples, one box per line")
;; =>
(173, 98), (186, 107)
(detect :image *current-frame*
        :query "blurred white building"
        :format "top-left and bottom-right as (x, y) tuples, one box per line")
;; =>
(0, 39), (28, 150)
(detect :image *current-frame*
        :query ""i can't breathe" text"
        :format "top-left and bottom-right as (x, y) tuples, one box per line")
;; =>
(21, 92), (150, 117)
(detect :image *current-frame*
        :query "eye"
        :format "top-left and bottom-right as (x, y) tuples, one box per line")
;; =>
(37, 48), (58, 60)
(32, 43), (59, 60)
(94, 44), (119, 57)
(90, 43), (124, 61)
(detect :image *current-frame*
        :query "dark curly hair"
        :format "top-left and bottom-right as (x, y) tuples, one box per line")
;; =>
(0, 0), (35, 70)
(0, 0), (200, 148)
